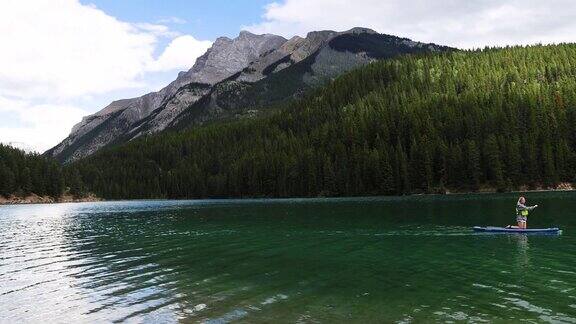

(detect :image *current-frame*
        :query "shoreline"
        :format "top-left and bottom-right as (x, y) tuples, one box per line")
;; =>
(0, 193), (101, 206)
(1, 185), (574, 206)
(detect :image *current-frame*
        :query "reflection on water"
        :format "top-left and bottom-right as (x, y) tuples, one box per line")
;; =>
(1, 193), (576, 323)
(514, 234), (531, 271)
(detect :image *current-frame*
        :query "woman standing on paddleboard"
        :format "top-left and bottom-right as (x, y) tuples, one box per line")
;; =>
(514, 196), (538, 229)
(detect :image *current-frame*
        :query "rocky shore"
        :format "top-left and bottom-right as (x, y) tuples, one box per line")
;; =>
(0, 193), (101, 205)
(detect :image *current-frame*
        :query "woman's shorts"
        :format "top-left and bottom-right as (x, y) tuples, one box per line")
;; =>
(516, 216), (527, 223)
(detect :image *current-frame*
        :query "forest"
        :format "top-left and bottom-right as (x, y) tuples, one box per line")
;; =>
(0, 144), (84, 199)
(65, 44), (576, 199)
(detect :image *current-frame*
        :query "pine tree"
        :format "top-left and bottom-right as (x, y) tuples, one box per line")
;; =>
(68, 168), (85, 197)
(396, 143), (410, 194)
(378, 147), (395, 194)
(484, 136), (505, 191)
(505, 136), (522, 186)
(63, 44), (576, 199)
(465, 140), (481, 190)
(21, 167), (32, 194)
(542, 140), (557, 186)
(322, 157), (336, 196)
(448, 143), (463, 189)
(0, 164), (15, 196)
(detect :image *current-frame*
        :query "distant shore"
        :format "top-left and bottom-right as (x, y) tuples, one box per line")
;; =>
(0, 193), (101, 205)
(1, 183), (574, 206)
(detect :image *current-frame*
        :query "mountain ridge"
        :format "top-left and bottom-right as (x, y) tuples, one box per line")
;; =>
(69, 44), (576, 199)
(46, 27), (452, 163)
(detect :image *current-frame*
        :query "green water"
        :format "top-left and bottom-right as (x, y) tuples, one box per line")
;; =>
(1, 192), (576, 323)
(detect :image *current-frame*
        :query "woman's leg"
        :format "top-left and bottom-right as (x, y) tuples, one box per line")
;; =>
(518, 221), (526, 229)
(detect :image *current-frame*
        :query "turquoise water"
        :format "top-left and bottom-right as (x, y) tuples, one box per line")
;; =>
(1, 192), (576, 323)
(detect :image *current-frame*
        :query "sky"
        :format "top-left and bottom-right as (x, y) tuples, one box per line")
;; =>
(1, 0), (575, 153)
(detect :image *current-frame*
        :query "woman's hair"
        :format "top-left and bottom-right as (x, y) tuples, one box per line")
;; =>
(518, 196), (525, 204)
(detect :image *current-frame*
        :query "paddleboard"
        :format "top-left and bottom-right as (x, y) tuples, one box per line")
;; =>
(473, 226), (561, 234)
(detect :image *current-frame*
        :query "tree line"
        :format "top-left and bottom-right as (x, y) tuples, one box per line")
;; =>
(69, 44), (576, 199)
(0, 144), (84, 198)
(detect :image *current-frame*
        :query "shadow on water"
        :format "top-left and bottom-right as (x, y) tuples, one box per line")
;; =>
(1, 192), (576, 322)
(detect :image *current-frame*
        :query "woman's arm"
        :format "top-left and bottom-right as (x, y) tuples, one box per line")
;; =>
(517, 203), (538, 211)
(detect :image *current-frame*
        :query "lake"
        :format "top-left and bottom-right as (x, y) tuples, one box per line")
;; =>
(1, 192), (576, 323)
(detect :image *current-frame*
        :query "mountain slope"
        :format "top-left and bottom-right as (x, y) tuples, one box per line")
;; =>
(70, 44), (576, 199)
(46, 31), (287, 163)
(47, 28), (451, 163)
(169, 28), (452, 130)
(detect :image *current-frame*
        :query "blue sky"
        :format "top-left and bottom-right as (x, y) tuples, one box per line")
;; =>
(1, 0), (279, 152)
(1, 0), (575, 152)
(83, 0), (272, 40)
(78, 0), (277, 103)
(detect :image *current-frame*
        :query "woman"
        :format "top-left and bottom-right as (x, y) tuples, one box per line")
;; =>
(510, 196), (538, 229)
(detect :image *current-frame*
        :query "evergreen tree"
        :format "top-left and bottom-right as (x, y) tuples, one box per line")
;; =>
(67, 168), (85, 197)
(0, 164), (15, 196)
(21, 167), (33, 194)
(63, 44), (576, 199)
(465, 140), (481, 190)
(378, 147), (395, 194)
(395, 144), (410, 194)
(505, 136), (522, 186)
(484, 136), (505, 191)
(542, 140), (557, 186)
(0, 144), (70, 198)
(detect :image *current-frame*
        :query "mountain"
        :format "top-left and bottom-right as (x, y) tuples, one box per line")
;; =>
(46, 31), (286, 162)
(168, 28), (451, 130)
(47, 28), (451, 163)
(70, 44), (576, 199)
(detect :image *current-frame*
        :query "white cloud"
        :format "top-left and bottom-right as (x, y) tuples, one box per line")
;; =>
(135, 23), (181, 38)
(245, 0), (576, 49)
(0, 0), (155, 99)
(0, 97), (87, 153)
(0, 0), (212, 152)
(147, 35), (212, 72)
(157, 17), (188, 25)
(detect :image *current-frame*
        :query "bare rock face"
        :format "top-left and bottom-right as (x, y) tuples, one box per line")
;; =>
(47, 27), (452, 163)
(47, 31), (287, 163)
(183, 31), (287, 84)
(168, 27), (453, 130)
(233, 30), (341, 83)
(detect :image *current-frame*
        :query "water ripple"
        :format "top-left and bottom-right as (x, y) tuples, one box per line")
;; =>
(1, 197), (576, 323)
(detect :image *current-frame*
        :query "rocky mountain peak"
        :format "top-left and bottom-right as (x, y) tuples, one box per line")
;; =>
(305, 30), (339, 43)
(213, 36), (233, 45)
(47, 27), (452, 163)
(181, 31), (287, 85)
(238, 30), (258, 39)
(344, 27), (378, 35)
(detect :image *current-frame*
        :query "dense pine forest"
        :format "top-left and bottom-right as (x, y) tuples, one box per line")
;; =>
(67, 44), (576, 198)
(0, 144), (84, 199)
